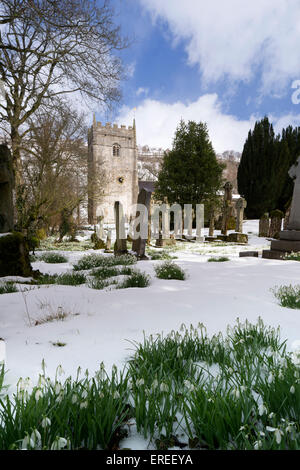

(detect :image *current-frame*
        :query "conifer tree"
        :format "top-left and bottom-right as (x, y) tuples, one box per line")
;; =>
(155, 120), (224, 209)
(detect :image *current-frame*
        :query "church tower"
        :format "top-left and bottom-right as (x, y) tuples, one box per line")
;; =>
(88, 117), (138, 224)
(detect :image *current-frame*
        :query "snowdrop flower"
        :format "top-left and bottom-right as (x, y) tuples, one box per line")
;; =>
(254, 440), (262, 450)
(136, 378), (145, 387)
(259, 431), (266, 437)
(71, 394), (78, 404)
(35, 389), (43, 401)
(183, 380), (195, 392)
(50, 437), (68, 450)
(21, 434), (35, 450)
(239, 426), (246, 431)
(228, 368), (233, 375)
(233, 388), (240, 399)
(81, 389), (88, 399)
(151, 379), (159, 390)
(54, 383), (62, 395)
(80, 401), (88, 409)
(290, 385), (295, 394)
(31, 429), (42, 448)
(160, 383), (169, 393)
(177, 347), (183, 358)
(41, 417), (51, 428)
(267, 373), (274, 384)
(113, 391), (120, 399)
(258, 404), (267, 416)
(38, 375), (47, 388)
(56, 365), (65, 376)
(268, 412), (275, 419)
(266, 426), (284, 444)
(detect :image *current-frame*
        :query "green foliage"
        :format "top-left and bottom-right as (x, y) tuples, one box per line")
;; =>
(37, 252), (68, 263)
(0, 364), (130, 450)
(272, 284), (300, 309)
(155, 120), (224, 208)
(207, 257), (229, 262)
(73, 254), (137, 271)
(92, 266), (133, 280)
(2, 320), (300, 449)
(238, 117), (300, 218)
(154, 261), (186, 280)
(117, 270), (150, 289)
(34, 272), (86, 286)
(0, 282), (18, 294)
(147, 249), (177, 261)
(284, 252), (300, 261)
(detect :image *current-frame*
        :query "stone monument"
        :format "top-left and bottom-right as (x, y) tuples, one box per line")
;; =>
(132, 188), (151, 259)
(263, 157), (300, 259)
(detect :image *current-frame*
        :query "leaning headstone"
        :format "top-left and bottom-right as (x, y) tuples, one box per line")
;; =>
(235, 198), (247, 233)
(132, 188), (152, 259)
(0, 144), (14, 233)
(114, 201), (127, 255)
(259, 213), (270, 237)
(221, 182), (233, 236)
(208, 209), (215, 238)
(263, 157), (300, 259)
(268, 210), (283, 239)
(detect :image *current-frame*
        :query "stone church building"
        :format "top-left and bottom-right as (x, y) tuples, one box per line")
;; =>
(88, 116), (139, 224)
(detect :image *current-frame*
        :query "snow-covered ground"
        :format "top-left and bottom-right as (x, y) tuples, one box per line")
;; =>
(0, 220), (299, 393)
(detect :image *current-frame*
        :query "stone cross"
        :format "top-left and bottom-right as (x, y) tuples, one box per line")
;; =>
(221, 182), (233, 235)
(287, 156), (300, 231)
(0, 145), (14, 233)
(132, 188), (152, 259)
(114, 201), (127, 255)
(235, 197), (247, 233)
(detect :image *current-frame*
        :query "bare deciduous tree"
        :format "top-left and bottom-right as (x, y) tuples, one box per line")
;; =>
(0, 0), (128, 187)
(19, 101), (88, 236)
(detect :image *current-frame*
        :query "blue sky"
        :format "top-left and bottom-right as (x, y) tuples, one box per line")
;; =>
(95, 0), (300, 152)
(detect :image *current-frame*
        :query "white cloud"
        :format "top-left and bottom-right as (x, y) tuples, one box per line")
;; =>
(139, 0), (300, 94)
(117, 94), (257, 152)
(116, 94), (300, 152)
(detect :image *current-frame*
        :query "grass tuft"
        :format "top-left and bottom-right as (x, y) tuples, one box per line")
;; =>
(207, 256), (230, 262)
(0, 282), (18, 294)
(154, 261), (186, 280)
(272, 284), (300, 309)
(37, 252), (68, 263)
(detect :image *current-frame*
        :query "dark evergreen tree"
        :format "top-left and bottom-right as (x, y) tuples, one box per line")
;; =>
(155, 120), (224, 209)
(237, 117), (289, 218)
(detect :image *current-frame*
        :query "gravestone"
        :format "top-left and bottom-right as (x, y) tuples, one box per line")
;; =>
(208, 209), (215, 238)
(235, 198), (247, 233)
(263, 157), (300, 259)
(114, 201), (127, 255)
(105, 229), (113, 252)
(287, 157), (300, 230)
(221, 182), (234, 236)
(283, 205), (291, 230)
(132, 188), (151, 259)
(0, 144), (14, 233)
(268, 210), (283, 239)
(259, 213), (270, 237)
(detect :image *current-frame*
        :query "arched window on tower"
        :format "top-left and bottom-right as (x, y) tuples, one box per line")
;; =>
(113, 144), (120, 157)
